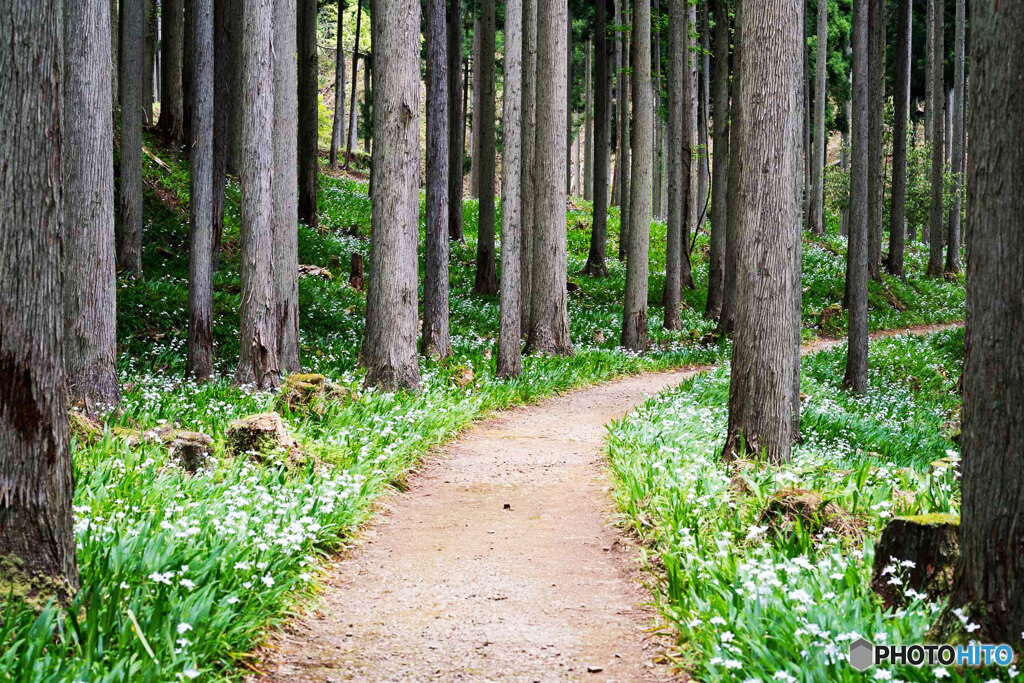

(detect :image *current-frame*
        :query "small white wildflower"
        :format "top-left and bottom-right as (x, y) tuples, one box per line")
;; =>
(933, 667), (949, 679)
(177, 622), (193, 635)
(180, 578), (195, 590)
(724, 659), (742, 670)
(873, 670), (891, 680)
(183, 669), (200, 679)
(261, 573), (275, 587)
(710, 616), (728, 626)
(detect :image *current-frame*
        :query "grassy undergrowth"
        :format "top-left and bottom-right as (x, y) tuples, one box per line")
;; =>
(0, 137), (965, 681)
(608, 329), (1016, 681)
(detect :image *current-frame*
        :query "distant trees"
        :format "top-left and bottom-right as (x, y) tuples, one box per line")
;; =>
(925, 0), (944, 277)
(866, 0), (885, 280)
(160, 0), (186, 146)
(118, 0), (145, 277)
(704, 0), (729, 320)
(330, 2), (347, 170)
(663, 0), (685, 330)
(583, 0), (612, 278)
(886, 0), (911, 278)
(520, 0), (538, 326)
(297, 0), (319, 229)
(447, 0), (465, 242)
(806, 0), (826, 236)
(615, 0), (631, 262)
(945, 0), (965, 274)
(473, 0), (498, 295)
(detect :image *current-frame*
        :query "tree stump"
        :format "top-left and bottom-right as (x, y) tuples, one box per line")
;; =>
(870, 514), (960, 608)
(225, 412), (312, 469)
(349, 252), (365, 291)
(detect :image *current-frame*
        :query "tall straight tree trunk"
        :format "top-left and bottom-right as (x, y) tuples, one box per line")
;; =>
(721, 0), (801, 464)
(227, 0), (244, 175)
(616, 0), (631, 260)
(329, 4), (346, 169)
(212, 0), (232, 271)
(470, 16), (482, 197)
(652, 0), (662, 218)
(944, 87), (952, 163)
(887, 0), (910, 277)
(472, 0), (498, 295)
(143, 0), (156, 125)
(947, 0), (1024, 644)
(622, 0), (653, 350)
(842, 0), (869, 393)
(274, 0), (300, 373)
(65, 0), (120, 410)
(679, 0), (696, 289)
(867, 0), (885, 280)
(112, 0), (119, 107)
(802, 7), (810, 222)
(362, 50), (371, 153)
(119, 0), (145, 277)
(345, 0), (363, 161)
(697, 1), (710, 216)
(520, 0), (538, 326)
(297, 0), (319, 229)
(159, 0), (185, 145)
(704, 0), (729, 320)
(584, 38), (594, 201)
(1, 0), (79, 601)
(186, 0), (215, 380)
(565, 5), (573, 195)
(924, 0), (933, 145)
(807, 0), (826, 234)
(423, 0), (451, 359)
(945, 0), (964, 274)
(716, 0), (742, 336)
(183, 0), (194, 144)
(583, 0), (612, 278)
(447, 0), (465, 241)
(498, 0), (523, 377)
(664, 0), (685, 329)
(362, 0), (421, 390)
(233, 0), (280, 389)
(925, 0), (944, 276)
(526, 0), (573, 356)
(840, 83), (851, 237)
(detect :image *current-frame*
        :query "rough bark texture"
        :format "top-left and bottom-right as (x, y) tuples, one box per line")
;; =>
(423, 0), (451, 359)
(716, 0), (742, 337)
(497, 0), (523, 378)
(118, 0), (145, 277)
(679, 0), (695, 289)
(227, 0), (243, 175)
(526, 0), (573, 357)
(362, 0), (422, 390)
(274, 0), (300, 374)
(616, 0), (631, 261)
(345, 0), (363, 160)
(297, 0), (319, 229)
(663, 0), (685, 330)
(187, 0), (215, 380)
(329, 4), (346, 169)
(867, 0), (885, 280)
(949, 0), (1024, 644)
(64, 0), (121, 408)
(621, 0), (652, 351)
(842, 0), (869, 393)
(872, 515), (960, 609)
(0, 0), (79, 600)
(704, 0), (729, 320)
(470, 16), (481, 198)
(584, 38), (594, 202)
(111, 0), (119, 107)
(652, 1), (662, 219)
(697, 1), (710, 217)
(565, 6), (573, 195)
(583, 0), (611, 278)
(233, 0), (280, 390)
(212, 0), (232, 271)
(721, 0), (801, 465)
(806, 0), (826, 235)
(886, 0), (911, 278)
(925, 0), (944, 276)
(159, 0), (185, 145)
(447, 0), (464, 241)
(143, 0), (156, 125)
(473, 0), (498, 296)
(944, 0), (964, 274)
(520, 0), (537, 327)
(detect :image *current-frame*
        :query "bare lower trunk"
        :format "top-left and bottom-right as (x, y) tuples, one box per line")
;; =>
(944, 0), (965, 274)
(520, 0), (538, 326)
(584, 38), (594, 201)
(583, 0), (611, 278)
(212, 0), (231, 271)
(297, 0), (319, 229)
(697, 2), (710, 217)
(925, 0), (944, 276)
(470, 17), (482, 198)
(159, 0), (185, 145)
(679, 0), (696, 289)
(118, 0), (145, 277)
(807, 0), (826, 235)
(664, 0), (685, 329)
(447, 0), (465, 241)
(716, 0), (742, 336)
(473, 0), (498, 296)
(616, 0), (631, 261)
(887, 0), (911, 277)
(143, 0), (156, 126)
(652, 2), (662, 218)
(704, 0), (729, 320)
(867, 0), (885, 280)
(329, 7), (346, 169)
(345, 0), (363, 161)
(498, 0), (523, 377)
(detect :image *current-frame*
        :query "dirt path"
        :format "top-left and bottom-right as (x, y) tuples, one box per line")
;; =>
(256, 368), (702, 682)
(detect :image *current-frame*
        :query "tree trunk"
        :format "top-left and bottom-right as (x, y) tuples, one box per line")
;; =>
(652, 1), (662, 219)
(944, 0), (964, 274)
(470, 16), (482, 197)
(716, 0), (742, 337)
(925, 0), (944, 277)
(212, 0), (232, 272)
(622, 0), (653, 350)
(447, 0), (465, 241)
(119, 0), (145, 277)
(64, 0), (121, 409)
(111, 0), (119, 108)
(345, 0), (363, 160)
(362, 49), (371, 153)
(584, 38), (594, 201)
(526, 0), (573, 356)
(186, 0), (215, 380)
(566, 5), (573, 196)
(159, 0), (185, 145)
(520, 0), (538, 326)
(867, 0), (885, 280)
(183, 0), (194, 144)
(704, 0), (729, 320)
(329, 4), (346, 169)
(616, 0), (631, 261)
(472, 0), (498, 295)
(924, 0), (933, 145)
(233, 0), (280, 390)
(143, 0), (156, 126)
(697, 1), (710, 216)
(807, 0), (826, 234)
(227, 0), (243, 175)
(423, 0), (451, 359)
(297, 0), (319, 229)
(721, 0), (801, 465)
(274, 0), (300, 374)
(679, 0), (696, 289)
(886, 0), (911, 277)
(0, 0), (79, 601)
(664, 0), (685, 329)
(498, 0), (523, 377)
(362, 0), (421, 390)
(583, 0), (612, 278)
(947, 0), (1024, 644)
(841, 0), (869, 393)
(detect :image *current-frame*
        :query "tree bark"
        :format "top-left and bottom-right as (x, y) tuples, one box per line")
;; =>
(841, 0), (869, 393)
(867, 0), (885, 280)
(64, 0), (121, 409)
(470, 16), (482, 198)
(297, 0), (319, 229)
(186, 0), (215, 380)
(566, 6), (574, 196)
(274, 0), (300, 374)
(807, 0), (826, 235)
(944, 0), (964, 274)
(716, 0), (741, 336)
(212, 0), (232, 271)
(520, 0), (538, 326)
(227, 0), (243, 175)
(526, 0), (573, 356)
(119, 0), (145, 277)
(345, 0), (363, 161)
(423, 0), (451, 359)
(679, 0), (695, 289)
(948, 0), (1024, 644)
(652, 1), (662, 219)
(705, 0), (729, 320)
(925, 0), (944, 276)
(697, 1), (710, 216)
(447, 0), (465, 241)
(583, 0), (612, 278)
(362, 0), (422, 390)
(233, 0), (280, 390)
(498, 0), (523, 377)
(886, 0), (911, 278)
(473, 0), (498, 296)
(616, 0), (631, 261)
(664, 0), (685, 329)
(143, 0), (156, 126)
(584, 38), (594, 201)
(721, 0), (801, 465)
(329, 4), (346, 169)
(0, 0), (79, 600)
(159, 0), (185, 145)
(111, 0), (119, 108)
(622, 0), (653, 351)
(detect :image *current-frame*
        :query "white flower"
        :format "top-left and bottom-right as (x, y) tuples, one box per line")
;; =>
(724, 659), (742, 669)
(180, 578), (195, 590)
(933, 667), (949, 679)
(183, 669), (200, 679)
(710, 616), (727, 626)
(177, 622), (193, 635)
(873, 670), (892, 680)
(148, 571), (173, 585)
(772, 672), (797, 682)
(965, 622), (980, 633)
(721, 631), (735, 643)
(261, 573), (275, 587)
(227, 596), (240, 605)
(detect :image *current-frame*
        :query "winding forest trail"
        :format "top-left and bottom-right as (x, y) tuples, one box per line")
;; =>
(255, 323), (961, 682)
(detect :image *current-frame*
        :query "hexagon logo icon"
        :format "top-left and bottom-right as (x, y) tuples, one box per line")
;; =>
(848, 638), (875, 671)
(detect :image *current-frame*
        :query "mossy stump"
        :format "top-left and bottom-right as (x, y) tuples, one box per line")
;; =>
(870, 514), (960, 608)
(276, 373), (355, 416)
(759, 488), (865, 539)
(225, 412), (313, 470)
